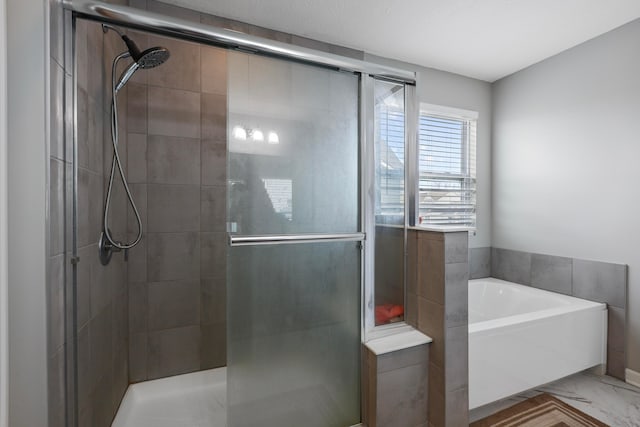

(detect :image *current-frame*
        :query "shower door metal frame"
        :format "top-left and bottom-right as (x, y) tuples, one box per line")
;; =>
(62, 0), (416, 84)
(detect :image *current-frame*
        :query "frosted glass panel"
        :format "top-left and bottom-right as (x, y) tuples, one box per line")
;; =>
(227, 52), (359, 235)
(226, 51), (361, 427)
(227, 242), (361, 427)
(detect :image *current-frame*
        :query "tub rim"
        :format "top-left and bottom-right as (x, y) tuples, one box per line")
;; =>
(469, 277), (607, 335)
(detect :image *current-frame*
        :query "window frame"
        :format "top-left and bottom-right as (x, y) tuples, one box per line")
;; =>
(416, 103), (478, 229)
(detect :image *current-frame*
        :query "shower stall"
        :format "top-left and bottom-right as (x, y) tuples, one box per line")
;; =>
(58, 1), (416, 426)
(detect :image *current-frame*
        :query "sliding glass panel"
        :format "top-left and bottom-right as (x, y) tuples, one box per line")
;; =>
(227, 242), (361, 427)
(227, 52), (359, 236)
(227, 52), (361, 427)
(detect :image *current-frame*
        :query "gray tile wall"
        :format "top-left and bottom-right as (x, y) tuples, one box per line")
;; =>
(49, 2), (132, 426)
(375, 226), (405, 321)
(489, 247), (628, 379)
(124, 24), (228, 381)
(410, 230), (469, 427)
(469, 247), (490, 279)
(74, 18), (131, 427)
(363, 344), (429, 427)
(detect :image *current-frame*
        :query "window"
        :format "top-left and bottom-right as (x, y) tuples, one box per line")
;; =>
(418, 104), (477, 227)
(373, 79), (406, 326)
(262, 178), (293, 221)
(374, 80), (405, 225)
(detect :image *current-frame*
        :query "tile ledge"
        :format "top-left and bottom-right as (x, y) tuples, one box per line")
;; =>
(365, 326), (432, 355)
(409, 225), (474, 233)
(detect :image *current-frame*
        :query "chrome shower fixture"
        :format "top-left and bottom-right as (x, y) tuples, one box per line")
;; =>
(102, 24), (170, 92)
(99, 24), (170, 265)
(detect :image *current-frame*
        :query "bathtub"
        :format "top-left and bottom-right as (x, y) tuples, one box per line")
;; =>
(468, 278), (607, 409)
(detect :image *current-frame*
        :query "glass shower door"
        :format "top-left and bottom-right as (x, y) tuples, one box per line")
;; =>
(226, 52), (361, 427)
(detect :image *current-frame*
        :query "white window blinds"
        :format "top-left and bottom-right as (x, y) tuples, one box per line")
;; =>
(418, 106), (477, 227)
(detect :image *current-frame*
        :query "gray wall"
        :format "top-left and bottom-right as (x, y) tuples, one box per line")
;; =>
(7, 0), (49, 425)
(492, 19), (640, 374)
(364, 53), (493, 250)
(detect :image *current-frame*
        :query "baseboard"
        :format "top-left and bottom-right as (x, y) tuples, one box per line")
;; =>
(626, 368), (640, 388)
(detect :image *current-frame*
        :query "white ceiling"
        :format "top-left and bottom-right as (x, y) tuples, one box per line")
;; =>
(159, 0), (640, 82)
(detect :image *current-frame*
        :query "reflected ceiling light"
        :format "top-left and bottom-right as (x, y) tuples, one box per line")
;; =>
(268, 131), (279, 144)
(232, 125), (247, 140)
(251, 129), (264, 142)
(233, 125), (279, 144)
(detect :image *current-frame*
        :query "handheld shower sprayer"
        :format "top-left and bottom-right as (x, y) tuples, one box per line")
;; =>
(99, 24), (171, 265)
(102, 24), (170, 92)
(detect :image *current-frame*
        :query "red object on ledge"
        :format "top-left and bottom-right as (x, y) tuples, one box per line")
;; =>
(375, 304), (404, 325)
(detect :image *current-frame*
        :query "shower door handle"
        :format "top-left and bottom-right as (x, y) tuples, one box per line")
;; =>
(228, 233), (365, 247)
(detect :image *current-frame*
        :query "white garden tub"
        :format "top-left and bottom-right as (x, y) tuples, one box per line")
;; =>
(468, 278), (607, 409)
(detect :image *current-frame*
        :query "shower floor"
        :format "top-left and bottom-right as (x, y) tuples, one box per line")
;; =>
(111, 368), (227, 427)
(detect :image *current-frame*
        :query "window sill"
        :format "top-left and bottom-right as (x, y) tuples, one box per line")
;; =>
(365, 325), (432, 355)
(409, 225), (474, 233)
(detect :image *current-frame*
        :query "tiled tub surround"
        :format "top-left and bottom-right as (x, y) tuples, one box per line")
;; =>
(468, 278), (607, 409)
(408, 229), (469, 427)
(124, 29), (228, 381)
(473, 247), (628, 379)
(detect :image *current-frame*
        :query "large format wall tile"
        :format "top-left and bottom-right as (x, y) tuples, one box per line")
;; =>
(572, 259), (627, 309)
(531, 253), (573, 295)
(201, 46), (227, 95)
(148, 86), (201, 138)
(201, 323), (226, 369)
(200, 186), (226, 232)
(444, 263), (468, 328)
(147, 184), (201, 232)
(127, 133), (147, 183)
(147, 232), (200, 282)
(147, 280), (200, 331)
(147, 135), (201, 185)
(147, 35), (201, 92)
(491, 248), (531, 285)
(201, 93), (227, 141)
(469, 247), (490, 279)
(147, 326), (201, 379)
(200, 232), (227, 278)
(201, 139), (227, 186)
(127, 83), (148, 134)
(363, 344), (429, 427)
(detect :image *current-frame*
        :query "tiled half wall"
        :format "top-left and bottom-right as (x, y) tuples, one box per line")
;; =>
(469, 247), (628, 379)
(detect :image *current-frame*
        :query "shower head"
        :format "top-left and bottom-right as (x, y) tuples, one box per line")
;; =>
(102, 24), (171, 92)
(121, 35), (170, 69)
(114, 45), (170, 92)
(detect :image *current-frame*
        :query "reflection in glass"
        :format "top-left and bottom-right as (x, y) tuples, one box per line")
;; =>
(227, 52), (359, 236)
